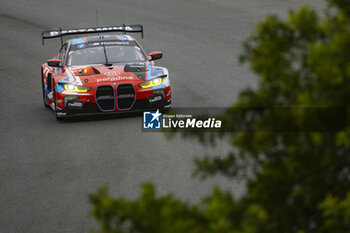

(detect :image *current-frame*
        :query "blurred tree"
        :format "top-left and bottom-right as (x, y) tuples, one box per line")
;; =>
(90, 1), (350, 232)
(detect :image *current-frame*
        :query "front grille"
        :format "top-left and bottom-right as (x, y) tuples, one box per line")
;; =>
(96, 85), (115, 111)
(117, 84), (135, 110)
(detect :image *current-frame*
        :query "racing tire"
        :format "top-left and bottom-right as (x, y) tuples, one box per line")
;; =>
(41, 69), (49, 108)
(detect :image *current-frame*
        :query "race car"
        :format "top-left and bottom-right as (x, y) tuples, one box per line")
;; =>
(41, 25), (171, 120)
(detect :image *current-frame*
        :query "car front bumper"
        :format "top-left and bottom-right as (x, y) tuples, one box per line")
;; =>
(55, 86), (171, 118)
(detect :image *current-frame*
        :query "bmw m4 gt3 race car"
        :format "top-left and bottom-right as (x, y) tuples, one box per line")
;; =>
(41, 25), (171, 120)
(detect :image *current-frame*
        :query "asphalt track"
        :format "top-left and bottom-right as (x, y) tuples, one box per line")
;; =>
(0, 0), (325, 232)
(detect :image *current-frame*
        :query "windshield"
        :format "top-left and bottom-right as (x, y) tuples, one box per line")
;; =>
(66, 41), (146, 66)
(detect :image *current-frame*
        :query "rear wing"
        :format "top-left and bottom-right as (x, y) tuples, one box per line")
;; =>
(42, 24), (144, 45)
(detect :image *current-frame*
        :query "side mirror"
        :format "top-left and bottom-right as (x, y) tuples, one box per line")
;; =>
(149, 51), (163, 61)
(47, 59), (62, 67)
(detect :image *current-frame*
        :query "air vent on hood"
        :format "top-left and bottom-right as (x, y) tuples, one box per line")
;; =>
(124, 63), (147, 80)
(124, 63), (146, 72)
(72, 66), (100, 76)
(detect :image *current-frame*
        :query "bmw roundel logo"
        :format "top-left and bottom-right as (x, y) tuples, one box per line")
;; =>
(113, 82), (117, 85)
(104, 71), (121, 76)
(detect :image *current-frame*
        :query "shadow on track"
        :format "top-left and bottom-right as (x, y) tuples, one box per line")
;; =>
(57, 111), (142, 123)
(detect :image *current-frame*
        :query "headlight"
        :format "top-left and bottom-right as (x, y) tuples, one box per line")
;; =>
(138, 76), (166, 89)
(63, 84), (91, 93)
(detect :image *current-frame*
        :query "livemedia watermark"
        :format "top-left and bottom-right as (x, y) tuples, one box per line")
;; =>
(142, 107), (348, 132)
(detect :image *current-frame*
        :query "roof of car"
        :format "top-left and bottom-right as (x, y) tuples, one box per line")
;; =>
(68, 34), (135, 45)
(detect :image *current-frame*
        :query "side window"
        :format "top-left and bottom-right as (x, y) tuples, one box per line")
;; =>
(58, 44), (67, 63)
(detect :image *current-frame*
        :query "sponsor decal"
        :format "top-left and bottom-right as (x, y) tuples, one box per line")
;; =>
(97, 76), (134, 83)
(49, 26), (136, 37)
(77, 44), (86, 48)
(100, 41), (130, 45)
(149, 96), (162, 103)
(84, 41), (130, 47)
(67, 102), (83, 108)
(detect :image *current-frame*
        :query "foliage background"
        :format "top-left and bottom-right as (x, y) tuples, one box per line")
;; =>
(90, 1), (350, 232)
